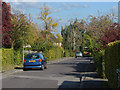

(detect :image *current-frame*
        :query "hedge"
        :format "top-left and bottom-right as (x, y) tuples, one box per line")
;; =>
(105, 40), (120, 88)
(43, 47), (75, 61)
(2, 48), (22, 71)
(64, 49), (70, 57)
(93, 50), (105, 78)
(43, 47), (65, 61)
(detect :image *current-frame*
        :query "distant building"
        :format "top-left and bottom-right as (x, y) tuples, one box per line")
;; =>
(53, 42), (62, 47)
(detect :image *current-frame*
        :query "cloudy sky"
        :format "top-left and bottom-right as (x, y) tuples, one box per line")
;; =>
(3, 0), (119, 34)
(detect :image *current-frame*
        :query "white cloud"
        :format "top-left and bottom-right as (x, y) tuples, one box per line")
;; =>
(61, 3), (89, 10)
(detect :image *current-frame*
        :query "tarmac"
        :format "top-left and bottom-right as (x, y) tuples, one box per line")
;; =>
(1, 57), (109, 89)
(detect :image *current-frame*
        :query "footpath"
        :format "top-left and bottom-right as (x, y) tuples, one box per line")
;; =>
(79, 58), (108, 89)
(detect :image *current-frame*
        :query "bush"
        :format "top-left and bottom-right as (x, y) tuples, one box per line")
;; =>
(2, 48), (23, 71)
(64, 49), (70, 57)
(69, 50), (75, 57)
(93, 50), (105, 78)
(13, 50), (22, 65)
(43, 47), (64, 61)
(105, 40), (120, 88)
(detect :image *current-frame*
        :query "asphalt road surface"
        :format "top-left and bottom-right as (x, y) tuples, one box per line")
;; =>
(2, 57), (94, 89)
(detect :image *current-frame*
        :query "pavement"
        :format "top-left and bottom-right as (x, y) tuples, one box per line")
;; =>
(1, 57), (108, 89)
(79, 57), (108, 89)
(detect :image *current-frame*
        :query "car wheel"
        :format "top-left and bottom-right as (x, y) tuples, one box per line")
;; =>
(75, 56), (77, 58)
(44, 64), (47, 69)
(23, 68), (27, 71)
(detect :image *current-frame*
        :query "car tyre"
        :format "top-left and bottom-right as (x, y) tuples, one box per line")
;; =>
(23, 68), (27, 71)
(44, 65), (47, 69)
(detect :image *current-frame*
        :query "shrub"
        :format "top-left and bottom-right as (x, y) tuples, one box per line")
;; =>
(2, 48), (23, 71)
(104, 40), (120, 88)
(43, 47), (64, 61)
(93, 50), (105, 78)
(69, 50), (75, 57)
(13, 50), (22, 65)
(64, 49), (70, 57)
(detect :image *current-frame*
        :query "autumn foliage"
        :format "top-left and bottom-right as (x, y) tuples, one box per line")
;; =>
(2, 2), (12, 48)
(100, 23), (120, 46)
(0, 1), (2, 48)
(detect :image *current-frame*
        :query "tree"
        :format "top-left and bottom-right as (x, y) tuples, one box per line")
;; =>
(82, 14), (116, 52)
(100, 23), (120, 46)
(38, 4), (58, 40)
(86, 14), (114, 39)
(61, 18), (85, 51)
(32, 38), (54, 52)
(26, 14), (39, 45)
(0, 1), (2, 48)
(11, 10), (37, 50)
(56, 33), (62, 43)
(2, 2), (12, 48)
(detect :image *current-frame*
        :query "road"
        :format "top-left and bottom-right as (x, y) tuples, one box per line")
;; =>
(2, 57), (94, 89)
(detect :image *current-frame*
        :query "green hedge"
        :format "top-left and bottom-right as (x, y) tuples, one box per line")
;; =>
(43, 47), (64, 61)
(64, 49), (75, 57)
(2, 48), (22, 71)
(64, 49), (70, 57)
(93, 50), (105, 78)
(105, 40), (120, 88)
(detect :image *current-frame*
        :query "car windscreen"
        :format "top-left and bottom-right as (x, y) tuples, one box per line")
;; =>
(25, 54), (39, 59)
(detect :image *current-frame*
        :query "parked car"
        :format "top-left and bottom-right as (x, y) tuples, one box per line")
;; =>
(75, 51), (83, 58)
(83, 51), (91, 57)
(23, 53), (47, 71)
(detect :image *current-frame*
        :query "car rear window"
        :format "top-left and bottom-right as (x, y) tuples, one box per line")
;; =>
(25, 54), (39, 59)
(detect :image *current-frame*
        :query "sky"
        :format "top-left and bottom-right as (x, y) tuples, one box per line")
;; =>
(3, 0), (119, 35)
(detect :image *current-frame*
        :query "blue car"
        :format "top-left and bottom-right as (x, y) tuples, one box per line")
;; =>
(23, 53), (47, 71)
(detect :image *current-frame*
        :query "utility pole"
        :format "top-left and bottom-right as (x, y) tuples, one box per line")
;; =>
(23, 31), (24, 63)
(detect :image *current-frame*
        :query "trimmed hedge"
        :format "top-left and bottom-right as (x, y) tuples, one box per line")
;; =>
(64, 49), (75, 57)
(2, 48), (22, 71)
(64, 49), (70, 57)
(93, 50), (105, 77)
(43, 47), (65, 61)
(105, 40), (120, 88)
(43, 47), (75, 61)
(93, 50), (105, 78)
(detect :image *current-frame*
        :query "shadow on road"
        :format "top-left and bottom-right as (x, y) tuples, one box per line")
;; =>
(58, 81), (80, 90)
(59, 57), (96, 78)
(82, 80), (108, 88)
(58, 57), (108, 88)
(14, 67), (23, 69)
(14, 67), (45, 71)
